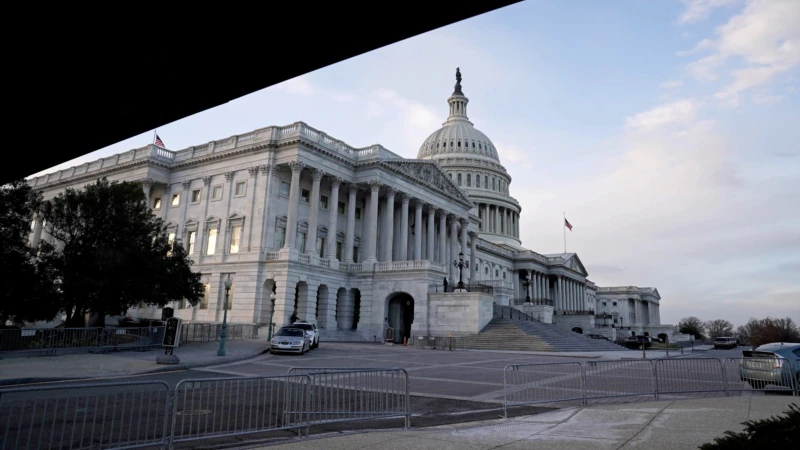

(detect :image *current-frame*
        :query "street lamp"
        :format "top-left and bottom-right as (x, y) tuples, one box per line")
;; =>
(452, 251), (469, 290)
(522, 275), (532, 303)
(267, 292), (276, 341)
(217, 275), (233, 356)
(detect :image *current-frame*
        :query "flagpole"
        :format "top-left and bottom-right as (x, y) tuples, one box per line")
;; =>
(152, 130), (157, 145)
(563, 212), (566, 253)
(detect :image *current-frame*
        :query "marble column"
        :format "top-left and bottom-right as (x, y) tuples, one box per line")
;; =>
(344, 184), (357, 262)
(399, 194), (409, 261)
(306, 168), (324, 255)
(449, 216), (459, 283)
(493, 206), (499, 234)
(30, 213), (43, 248)
(365, 180), (381, 263)
(383, 188), (395, 262)
(327, 178), (342, 260)
(483, 204), (490, 232)
(469, 231), (477, 281)
(459, 218), (468, 257)
(142, 178), (153, 206)
(426, 205), (435, 262)
(438, 210), (447, 264)
(414, 201), (423, 260)
(557, 277), (564, 311)
(284, 161), (304, 249)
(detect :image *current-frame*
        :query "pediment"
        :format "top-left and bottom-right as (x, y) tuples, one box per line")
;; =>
(565, 254), (589, 277)
(381, 160), (474, 207)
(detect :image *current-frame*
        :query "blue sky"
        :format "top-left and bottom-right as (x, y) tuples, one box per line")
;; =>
(31, 0), (799, 327)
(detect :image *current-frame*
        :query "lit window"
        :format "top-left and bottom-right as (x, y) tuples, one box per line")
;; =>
(207, 229), (217, 255)
(320, 195), (328, 209)
(211, 185), (223, 201)
(280, 181), (290, 196)
(168, 232), (176, 246)
(301, 189), (310, 203)
(235, 181), (246, 197)
(171, 194), (180, 207)
(153, 198), (162, 209)
(191, 189), (201, 203)
(230, 225), (242, 254)
(188, 231), (196, 254)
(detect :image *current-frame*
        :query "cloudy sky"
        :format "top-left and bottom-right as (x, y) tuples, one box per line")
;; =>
(31, 0), (799, 326)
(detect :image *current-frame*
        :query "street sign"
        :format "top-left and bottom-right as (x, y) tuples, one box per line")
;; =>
(163, 317), (182, 348)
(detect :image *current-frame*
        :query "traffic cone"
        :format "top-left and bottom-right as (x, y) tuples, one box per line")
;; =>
(403, 337), (407, 346)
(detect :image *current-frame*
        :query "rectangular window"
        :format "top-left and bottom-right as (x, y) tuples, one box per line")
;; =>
(153, 198), (162, 209)
(338, 201), (346, 215)
(353, 246), (359, 263)
(230, 225), (242, 254)
(336, 241), (343, 260)
(207, 228), (218, 255)
(280, 181), (290, 196)
(234, 181), (246, 197)
(296, 232), (306, 253)
(602, 302), (607, 306)
(613, 301), (617, 306)
(476, 175), (481, 187)
(275, 226), (286, 249)
(200, 283), (210, 309)
(167, 232), (176, 246)
(211, 185), (223, 201)
(355, 207), (362, 220)
(191, 189), (201, 203)
(317, 237), (325, 257)
(466, 174), (471, 187)
(171, 193), (180, 207)
(320, 195), (328, 209)
(188, 231), (196, 254)
(301, 188), (310, 203)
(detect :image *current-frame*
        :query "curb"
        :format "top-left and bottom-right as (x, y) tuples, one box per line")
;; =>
(0, 348), (270, 388)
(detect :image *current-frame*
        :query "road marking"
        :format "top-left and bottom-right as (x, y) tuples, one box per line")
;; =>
(2, 369), (190, 388)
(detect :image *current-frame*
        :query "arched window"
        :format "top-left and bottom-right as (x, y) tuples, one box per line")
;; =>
(484, 175), (488, 188)
(492, 178), (496, 191)
(457, 173), (462, 186)
(449, 173), (453, 180)
(476, 174), (481, 187)
(466, 174), (471, 186)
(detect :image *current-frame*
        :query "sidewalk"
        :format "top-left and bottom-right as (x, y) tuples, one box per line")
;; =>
(249, 395), (798, 450)
(0, 339), (268, 386)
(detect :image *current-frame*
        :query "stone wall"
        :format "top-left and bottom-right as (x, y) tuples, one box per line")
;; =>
(426, 292), (494, 336)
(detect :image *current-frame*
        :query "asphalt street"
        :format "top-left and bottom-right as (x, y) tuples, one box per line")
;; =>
(1, 344), (775, 449)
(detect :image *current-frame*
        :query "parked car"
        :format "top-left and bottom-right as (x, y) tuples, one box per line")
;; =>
(292, 321), (320, 349)
(738, 342), (800, 389)
(624, 335), (652, 349)
(586, 334), (610, 341)
(269, 327), (310, 354)
(713, 337), (738, 349)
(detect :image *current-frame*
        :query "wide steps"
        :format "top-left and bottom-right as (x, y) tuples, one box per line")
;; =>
(318, 329), (369, 342)
(470, 318), (632, 353)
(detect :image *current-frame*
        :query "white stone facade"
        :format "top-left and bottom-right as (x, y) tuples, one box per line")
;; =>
(27, 71), (672, 342)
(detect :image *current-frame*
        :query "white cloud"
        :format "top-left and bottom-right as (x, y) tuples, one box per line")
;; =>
(678, 0), (743, 24)
(681, 0), (800, 104)
(751, 93), (784, 105)
(494, 142), (532, 169)
(660, 80), (684, 89)
(625, 98), (702, 132)
(275, 76), (315, 96)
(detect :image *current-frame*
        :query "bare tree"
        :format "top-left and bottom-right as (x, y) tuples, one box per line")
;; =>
(738, 317), (800, 348)
(705, 319), (734, 339)
(678, 316), (706, 340)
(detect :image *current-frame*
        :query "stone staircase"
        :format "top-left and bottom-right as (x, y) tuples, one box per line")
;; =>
(467, 306), (632, 352)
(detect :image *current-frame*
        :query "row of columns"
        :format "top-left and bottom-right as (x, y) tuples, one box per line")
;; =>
(280, 162), (476, 280)
(479, 202), (519, 239)
(515, 271), (589, 313)
(556, 277), (587, 312)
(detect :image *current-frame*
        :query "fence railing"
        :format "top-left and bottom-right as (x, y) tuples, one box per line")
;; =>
(510, 298), (554, 306)
(427, 283), (494, 294)
(179, 323), (259, 342)
(1, 369), (411, 450)
(494, 304), (540, 322)
(503, 357), (799, 417)
(0, 327), (165, 355)
(408, 335), (468, 351)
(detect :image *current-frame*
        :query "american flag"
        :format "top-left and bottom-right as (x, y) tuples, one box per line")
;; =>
(154, 134), (165, 147)
(564, 217), (573, 231)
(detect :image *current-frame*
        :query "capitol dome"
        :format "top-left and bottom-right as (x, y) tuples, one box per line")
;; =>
(417, 69), (501, 164)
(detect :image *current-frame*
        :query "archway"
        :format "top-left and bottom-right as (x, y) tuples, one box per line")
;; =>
(657, 333), (669, 343)
(571, 326), (583, 334)
(387, 293), (414, 344)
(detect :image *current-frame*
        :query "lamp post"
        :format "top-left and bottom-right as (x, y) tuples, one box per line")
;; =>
(452, 251), (469, 290)
(267, 292), (276, 341)
(522, 275), (532, 303)
(217, 275), (233, 356)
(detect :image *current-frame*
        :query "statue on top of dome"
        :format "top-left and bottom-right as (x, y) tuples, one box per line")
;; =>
(453, 67), (463, 95)
(456, 67), (462, 84)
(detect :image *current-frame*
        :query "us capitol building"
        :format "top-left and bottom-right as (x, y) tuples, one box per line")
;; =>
(28, 70), (678, 344)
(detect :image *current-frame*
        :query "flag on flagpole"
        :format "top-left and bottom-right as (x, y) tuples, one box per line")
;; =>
(154, 134), (165, 147)
(564, 217), (573, 231)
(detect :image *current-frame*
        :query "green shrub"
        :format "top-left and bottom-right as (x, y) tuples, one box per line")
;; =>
(699, 403), (800, 449)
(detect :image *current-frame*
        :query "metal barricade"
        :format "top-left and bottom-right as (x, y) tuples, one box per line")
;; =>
(294, 369), (411, 429)
(503, 362), (583, 417)
(0, 381), (171, 450)
(170, 375), (312, 445)
(654, 358), (726, 398)
(723, 357), (798, 396)
(582, 360), (656, 404)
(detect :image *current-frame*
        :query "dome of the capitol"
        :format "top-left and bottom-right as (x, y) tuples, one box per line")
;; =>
(417, 68), (501, 164)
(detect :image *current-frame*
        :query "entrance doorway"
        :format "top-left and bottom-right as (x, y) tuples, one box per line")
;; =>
(387, 293), (414, 344)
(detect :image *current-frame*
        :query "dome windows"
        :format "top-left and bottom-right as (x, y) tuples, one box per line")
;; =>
(466, 174), (471, 187)
(476, 174), (481, 188)
(457, 141), (461, 147)
(457, 173), (462, 186)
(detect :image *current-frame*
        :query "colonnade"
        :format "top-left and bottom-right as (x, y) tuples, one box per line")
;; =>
(515, 270), (590, 313)
(477, 202), (519, 239)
